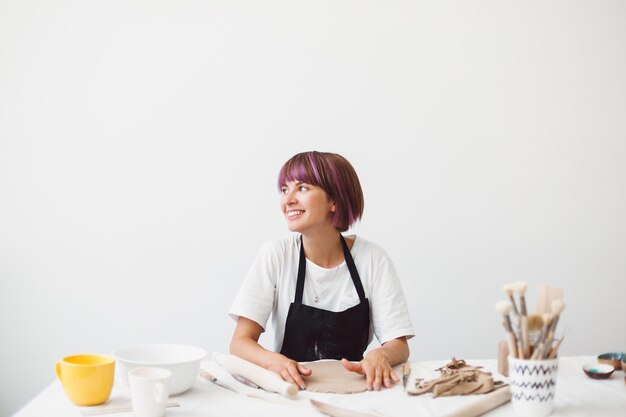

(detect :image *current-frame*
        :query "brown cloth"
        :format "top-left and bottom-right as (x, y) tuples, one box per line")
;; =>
(408, 358), (506, 398)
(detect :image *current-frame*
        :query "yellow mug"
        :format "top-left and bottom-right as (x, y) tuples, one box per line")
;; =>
(55, 354), (115, 406)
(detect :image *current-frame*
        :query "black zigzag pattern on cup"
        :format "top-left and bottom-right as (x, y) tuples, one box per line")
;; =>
(511, 379), (557, 390)
(511, 363), (558, 376)
(512, 391), (555, 402)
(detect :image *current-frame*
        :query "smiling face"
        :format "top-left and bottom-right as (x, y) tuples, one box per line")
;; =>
(277, 151), (364, 232)
(280, 180), (336, 233)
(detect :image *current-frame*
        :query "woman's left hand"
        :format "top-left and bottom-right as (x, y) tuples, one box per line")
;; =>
(341, 348), (399, 391)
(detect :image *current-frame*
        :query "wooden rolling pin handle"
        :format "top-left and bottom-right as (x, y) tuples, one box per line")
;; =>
(213, 353), (298, 398)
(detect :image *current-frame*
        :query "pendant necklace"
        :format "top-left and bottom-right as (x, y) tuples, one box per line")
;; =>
(311, 263), (341, 303)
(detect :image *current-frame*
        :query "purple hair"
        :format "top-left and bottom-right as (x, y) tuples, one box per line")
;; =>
(277, 151), (364, 232)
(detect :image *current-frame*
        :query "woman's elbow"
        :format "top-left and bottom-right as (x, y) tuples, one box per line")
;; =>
(229, 335), (245, 356)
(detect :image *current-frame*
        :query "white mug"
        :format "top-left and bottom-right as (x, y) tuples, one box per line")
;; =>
(129, 367), (172, 417)
(508, 357), (558, 417)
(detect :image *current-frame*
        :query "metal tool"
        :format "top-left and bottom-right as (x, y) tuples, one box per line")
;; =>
(233, 373), (261, 389)
(197, 369), (239, 393)
(198, 369), (302, 406)
(402, 362), (411, 389)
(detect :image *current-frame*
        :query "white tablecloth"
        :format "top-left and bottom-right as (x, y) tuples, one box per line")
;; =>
(13, 356), (626, 417)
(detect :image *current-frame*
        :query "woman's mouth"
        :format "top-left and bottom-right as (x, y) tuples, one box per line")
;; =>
(287, 210), (305, 219)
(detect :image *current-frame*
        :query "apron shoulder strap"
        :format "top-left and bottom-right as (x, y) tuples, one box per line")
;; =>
(340, 235), (366, 302)
(294, 235), (306, 304)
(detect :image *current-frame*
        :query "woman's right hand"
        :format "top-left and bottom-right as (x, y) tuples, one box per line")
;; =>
(230, 317), (312, 390)
(266, 353), (312, 390)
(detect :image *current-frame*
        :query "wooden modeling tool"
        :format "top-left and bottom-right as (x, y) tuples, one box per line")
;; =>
(497, 340), (509, 377)
(495, 300), (518, 358)
(535, 284), (563, 315)
(80, 403), (179, 416)
(310, 399), (380, 417)
(513, 282), (530, 358)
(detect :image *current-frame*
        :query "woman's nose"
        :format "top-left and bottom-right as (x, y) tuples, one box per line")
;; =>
(283, 190), (297, 205)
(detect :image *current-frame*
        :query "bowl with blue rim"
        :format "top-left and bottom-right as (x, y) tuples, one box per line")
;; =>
(597, 352), (626, 371)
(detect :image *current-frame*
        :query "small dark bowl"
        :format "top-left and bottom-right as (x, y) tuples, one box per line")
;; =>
(583, 364), (614, 379)
(597, 352), (626, 370)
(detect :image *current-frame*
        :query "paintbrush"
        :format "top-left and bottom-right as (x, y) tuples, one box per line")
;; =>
(526, 313), (544, 357)
(549, 300), (565, 334)
(526, 314), (544, 344)
(495, 300), (518, 358)
(530, 313), (553, 360)
(541, 300), (565, 359)
(512, 281), (530, 358)
(502, 283), (520, 319)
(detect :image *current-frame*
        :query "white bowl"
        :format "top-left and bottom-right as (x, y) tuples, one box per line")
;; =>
(112, 344), (207, 395)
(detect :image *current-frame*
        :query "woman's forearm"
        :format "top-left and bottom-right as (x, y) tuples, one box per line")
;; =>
(373, 337), (409, 366)
(230, 334), (281, 369)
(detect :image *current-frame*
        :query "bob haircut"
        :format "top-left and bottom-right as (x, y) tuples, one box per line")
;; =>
(277, 151), (364, 232)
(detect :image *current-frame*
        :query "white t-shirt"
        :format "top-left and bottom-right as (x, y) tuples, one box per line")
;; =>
(229, 234), (415, 352)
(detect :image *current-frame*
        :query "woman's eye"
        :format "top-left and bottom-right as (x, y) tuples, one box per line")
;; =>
(280, 187), (288, 194)
(299, 186), (309, 192)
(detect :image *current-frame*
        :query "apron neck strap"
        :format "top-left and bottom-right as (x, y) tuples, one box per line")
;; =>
(294, 234), (366, 304)
(295, 235), (307, 304)
(340, 234), (366, 302)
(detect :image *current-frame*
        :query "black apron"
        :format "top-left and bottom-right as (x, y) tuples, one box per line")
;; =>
(279, 234), (370, 362)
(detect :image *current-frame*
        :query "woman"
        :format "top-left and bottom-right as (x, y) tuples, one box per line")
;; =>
(229, 151), (414, 391)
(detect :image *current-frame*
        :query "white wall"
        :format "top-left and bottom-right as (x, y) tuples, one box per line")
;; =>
(2, 1), (625, 415)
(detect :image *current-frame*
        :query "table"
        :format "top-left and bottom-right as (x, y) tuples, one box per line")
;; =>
(13, 356), (626, 417)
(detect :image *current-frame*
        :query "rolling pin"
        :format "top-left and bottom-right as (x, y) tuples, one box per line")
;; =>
(212, 353), (298, 398)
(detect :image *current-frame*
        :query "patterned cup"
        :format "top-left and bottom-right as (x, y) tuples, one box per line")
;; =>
(508, 357), (558, 417)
